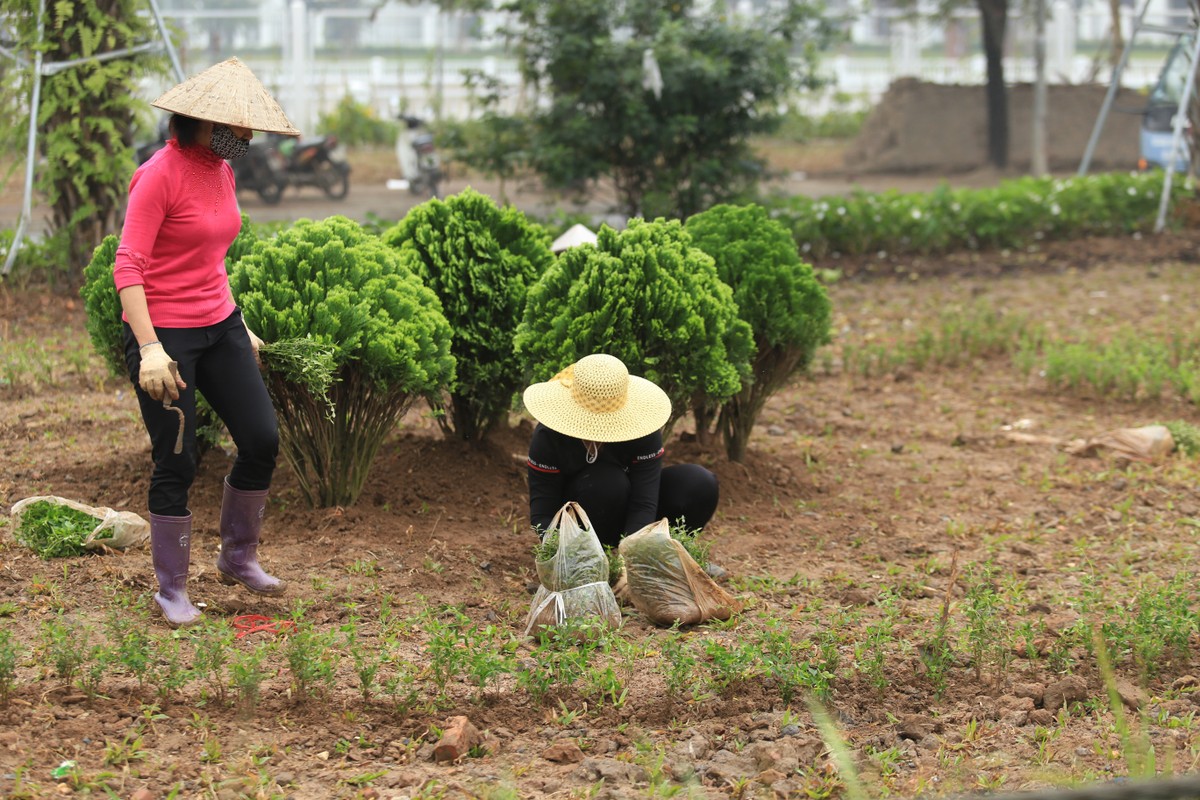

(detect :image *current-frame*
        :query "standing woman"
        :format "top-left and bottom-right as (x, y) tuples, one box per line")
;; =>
(114, 58), (299, 626)
(523, 353), (720, 548)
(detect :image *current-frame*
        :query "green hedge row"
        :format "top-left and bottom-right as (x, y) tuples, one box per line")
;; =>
(764, 170), (1190, 259)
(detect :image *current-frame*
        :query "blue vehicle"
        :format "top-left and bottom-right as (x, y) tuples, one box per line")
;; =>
(1140, 35), (1193, 173)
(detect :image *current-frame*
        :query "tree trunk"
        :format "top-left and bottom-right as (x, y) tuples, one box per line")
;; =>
(1108, 0), (1124, 68)
(977, 0), (1010, 169)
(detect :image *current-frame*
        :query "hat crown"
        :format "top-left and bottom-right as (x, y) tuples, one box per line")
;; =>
(152, 56), (300, 136)
(566, 354), (629, 414)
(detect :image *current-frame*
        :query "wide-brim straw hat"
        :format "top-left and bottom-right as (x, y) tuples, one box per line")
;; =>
(523, 354), (671, 442)
(152, 57), (301, 136)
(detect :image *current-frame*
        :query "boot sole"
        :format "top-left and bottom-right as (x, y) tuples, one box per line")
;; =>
(217, 570), (287, 596)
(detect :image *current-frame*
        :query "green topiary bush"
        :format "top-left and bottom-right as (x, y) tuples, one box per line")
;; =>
(382, 188), (554, 443)
(514, 218), (752, 438)
(80, 235), (125, 380)
(230, 215), (455, 507)
(685, 203), (832, 461)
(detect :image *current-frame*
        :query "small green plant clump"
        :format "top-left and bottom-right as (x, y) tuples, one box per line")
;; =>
(1162, 420), (1200, 456)
(670, 522), (711, 570)
(533, 529), (560, 562)
(258, 338), (338, 407)
(14, 501), (102, 559)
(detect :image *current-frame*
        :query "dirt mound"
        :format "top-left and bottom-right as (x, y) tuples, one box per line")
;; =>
(847, 77), (1144, 174)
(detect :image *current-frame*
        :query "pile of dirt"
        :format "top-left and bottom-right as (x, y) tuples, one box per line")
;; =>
(846, 77), (1145, 174)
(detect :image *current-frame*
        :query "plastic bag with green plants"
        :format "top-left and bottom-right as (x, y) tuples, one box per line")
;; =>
(9, 496), (149, 558)
(618, 518), (742, 627)
(524, 502), (622, 639)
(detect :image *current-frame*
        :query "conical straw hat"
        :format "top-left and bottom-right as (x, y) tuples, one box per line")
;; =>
(523, 354), (671, 442)
(152, 57), (300, 136)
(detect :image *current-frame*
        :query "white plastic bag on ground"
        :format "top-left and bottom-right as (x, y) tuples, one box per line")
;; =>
(524, 502), (621, 639)
(619, 518), (742, 627)
(9, 495), (149, 552)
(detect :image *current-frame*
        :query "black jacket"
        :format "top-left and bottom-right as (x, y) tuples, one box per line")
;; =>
(527, 423), (664, 535)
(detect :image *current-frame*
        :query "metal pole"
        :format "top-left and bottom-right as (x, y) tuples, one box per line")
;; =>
(1078, 0), (1154, 175)
(2, 0), (45, 277)
(144, 0), (186, 82)
(1154, 29), (1200, 232)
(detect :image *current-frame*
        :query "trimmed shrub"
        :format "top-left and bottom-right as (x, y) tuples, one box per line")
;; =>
(230, 215), (455, 507)
(383, 188), (554, 443)
(514, 218), (751, 438)
(80, 235), (125, 379)
(686, 204), (832, 461)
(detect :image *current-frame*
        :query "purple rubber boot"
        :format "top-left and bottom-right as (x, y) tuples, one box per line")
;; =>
(149, 512), (203, 627)
(216, 478), (286, 596)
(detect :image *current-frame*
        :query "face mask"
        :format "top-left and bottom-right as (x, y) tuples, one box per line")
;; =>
(209, 124), (250, 160)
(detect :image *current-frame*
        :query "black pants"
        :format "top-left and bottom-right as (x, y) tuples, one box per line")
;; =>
(566, 462), (719, 548)
(124, 309), (278, 516)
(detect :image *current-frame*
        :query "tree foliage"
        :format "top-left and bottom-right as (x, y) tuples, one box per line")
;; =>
(685, 203), (831, 461)
(382, 188), (554, 443)
(465, 0), (835, 220)
(230, 215), (455, 507)
(0, 0), (169, 274)
(514, 218), (752, 438)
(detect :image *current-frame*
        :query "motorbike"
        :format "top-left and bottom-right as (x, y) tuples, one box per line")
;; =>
(269, 133), (351, 199)
(231, 140), (290, 205)
(396, 115), (442, 198)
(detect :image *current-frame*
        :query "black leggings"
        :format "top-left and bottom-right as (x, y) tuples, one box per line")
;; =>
(565, 462), (719, 548)
(124, 309), (278, 516)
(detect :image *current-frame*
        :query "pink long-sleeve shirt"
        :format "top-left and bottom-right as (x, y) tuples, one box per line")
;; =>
(113, 139), (241, 328)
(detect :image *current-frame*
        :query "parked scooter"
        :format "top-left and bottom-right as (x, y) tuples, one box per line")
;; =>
(269, 133), (351, 199)
(396, 115), (442, 198)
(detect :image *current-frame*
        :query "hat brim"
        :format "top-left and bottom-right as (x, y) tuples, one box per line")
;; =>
(152, 57), (301, 136)
(523, 374), (671, 442)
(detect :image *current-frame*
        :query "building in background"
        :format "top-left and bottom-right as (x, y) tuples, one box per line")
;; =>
(149, 0), (1190, 133)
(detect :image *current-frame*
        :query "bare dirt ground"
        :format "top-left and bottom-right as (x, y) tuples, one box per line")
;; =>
(6, 219), (1200, 798)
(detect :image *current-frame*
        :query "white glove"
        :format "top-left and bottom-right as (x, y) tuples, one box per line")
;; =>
(138, 342), (184, 402)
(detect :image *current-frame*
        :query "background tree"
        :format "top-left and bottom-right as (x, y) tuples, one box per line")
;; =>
(684, 203), (832, 462)
(977, 0), (1009, 169)
(382, 188), (554, 444)
(892, 0), (1010, 168)
(0, 0), (169, 274)
(464, 0), (835, 220)
(439, 71), (532, 204)
(514, 218), (752, 439)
